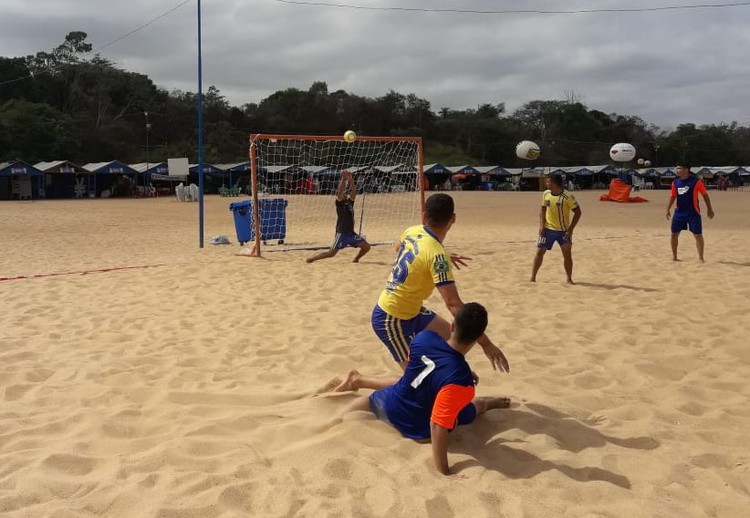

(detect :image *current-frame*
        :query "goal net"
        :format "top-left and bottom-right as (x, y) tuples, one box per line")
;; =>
(246, 134), (424, 256)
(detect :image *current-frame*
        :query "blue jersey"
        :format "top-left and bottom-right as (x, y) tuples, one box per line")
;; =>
(369, 330), (476, 440)
(671, 175), (707, 215)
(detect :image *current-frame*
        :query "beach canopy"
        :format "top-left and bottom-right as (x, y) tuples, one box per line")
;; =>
(84, 161), (138, 175)
(189, 163), (223, 175)
(129, 162), (169, 175)
(423, 163), (449, 175)
(34, 160), (87, 173)
(0, 160), (43, 177)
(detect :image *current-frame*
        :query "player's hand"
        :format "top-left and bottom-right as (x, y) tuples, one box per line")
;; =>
(539, 227), (546, 237)
(471, 370), (480, 386)
(564, 230), (573, 240)
(707, 208), (715, 219)
(450, 254), (472, 270)
(482, 343), (510, 373)
(665, 210), (671, 220)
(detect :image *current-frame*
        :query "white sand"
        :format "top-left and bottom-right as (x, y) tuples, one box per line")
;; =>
(1, 190), (749, 517)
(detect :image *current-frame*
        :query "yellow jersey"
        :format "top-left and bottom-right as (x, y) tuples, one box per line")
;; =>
(377, 225), (455, 319)
(542, 189), (579, 231)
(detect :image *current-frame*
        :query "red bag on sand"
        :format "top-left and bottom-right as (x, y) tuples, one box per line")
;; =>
(600, 179), (648, 203)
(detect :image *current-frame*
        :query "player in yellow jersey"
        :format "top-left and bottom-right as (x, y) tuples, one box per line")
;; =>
(530, 174), (582, 284)
(371, 193), (510, 373)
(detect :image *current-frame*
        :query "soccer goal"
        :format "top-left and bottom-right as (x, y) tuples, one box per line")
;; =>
(246, 133), (425, 256)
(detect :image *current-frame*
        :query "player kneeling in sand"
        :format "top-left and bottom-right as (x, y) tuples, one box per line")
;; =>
(333, 303), (510, 477)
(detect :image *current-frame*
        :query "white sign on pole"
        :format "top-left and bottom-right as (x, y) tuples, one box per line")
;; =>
(168, 157), (189, 177)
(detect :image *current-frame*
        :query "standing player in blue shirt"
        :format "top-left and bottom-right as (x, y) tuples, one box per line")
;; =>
(336, 303), (510, 477)
(665, 163), (715, 262)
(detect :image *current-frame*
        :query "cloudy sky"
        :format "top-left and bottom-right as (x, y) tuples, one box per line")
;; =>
(2, 0), (750, 128)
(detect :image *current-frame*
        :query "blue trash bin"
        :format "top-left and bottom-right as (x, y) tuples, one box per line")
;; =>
(229, 198), (288, 245)
(229, 200), (253, 245)
(253, 198), (287, 244)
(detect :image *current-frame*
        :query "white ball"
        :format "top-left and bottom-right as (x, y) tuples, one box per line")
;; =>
(609, 143), (636, 162)
(637, 158), (645, 166)
(516, 140), (541, 160)
(343, 130), (357, 143)
(644, 160), (652, 167)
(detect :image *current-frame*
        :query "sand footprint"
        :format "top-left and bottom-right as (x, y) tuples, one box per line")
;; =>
(41, 453), (98, 476)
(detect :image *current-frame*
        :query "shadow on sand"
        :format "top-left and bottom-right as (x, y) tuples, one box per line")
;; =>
(575, 281), (661, 293)
(451, 402), (659, 488)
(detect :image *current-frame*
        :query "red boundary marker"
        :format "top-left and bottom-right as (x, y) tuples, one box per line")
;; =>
(0, 263), (167, 283)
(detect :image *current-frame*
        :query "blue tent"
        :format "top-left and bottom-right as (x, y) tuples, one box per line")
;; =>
(82, 161), (140, 197)
(0, 160), (44, 199)
(423, 163), (449, 175)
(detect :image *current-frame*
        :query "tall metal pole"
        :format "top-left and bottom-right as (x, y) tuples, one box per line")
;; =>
(197, 0), (205, 247)
(145, 111), (150, 194)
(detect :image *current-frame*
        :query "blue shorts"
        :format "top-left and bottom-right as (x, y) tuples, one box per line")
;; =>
(369, 387), (477, 440)
(371, 305), (436, 363)
(331, 232), (365, 250)
(537, 229), (571, 250)
(671, 212), (702, 234)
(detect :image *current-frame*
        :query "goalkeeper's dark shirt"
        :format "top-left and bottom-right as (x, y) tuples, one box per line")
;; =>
(335, 198), (355, 234)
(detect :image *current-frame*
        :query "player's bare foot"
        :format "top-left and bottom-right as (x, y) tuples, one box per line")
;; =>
(530, 277), (536, 283)
(334, 369), (361, 392)
(567, 278), (575, 285)
(313, 376), (343, 395)
(487, 396), (512, 410)
(673, 257), (680, 262)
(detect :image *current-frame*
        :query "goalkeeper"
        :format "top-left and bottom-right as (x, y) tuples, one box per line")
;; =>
(306, 170), (371, 263)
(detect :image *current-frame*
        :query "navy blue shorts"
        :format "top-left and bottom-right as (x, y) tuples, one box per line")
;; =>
(537, 229), (571, 250)
(331, 232), (366, 250)
(371, 305), (436, 363)
(671, 212), (703, 234)
(369, 387), (477, 440)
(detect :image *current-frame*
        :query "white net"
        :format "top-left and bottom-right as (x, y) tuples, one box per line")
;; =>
(249, 135), (423, 252)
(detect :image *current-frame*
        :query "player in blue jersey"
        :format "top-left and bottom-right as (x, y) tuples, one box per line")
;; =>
(372, 193), (509, 373)
(336, 303), (510, 476)
(307, 169), (371, 263)
(665, 162), (714, 262)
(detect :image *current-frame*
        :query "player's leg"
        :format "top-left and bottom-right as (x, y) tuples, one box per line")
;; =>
(472, 396), (512, 415)
(423, 312), (451, 340)
(334, 369), (400, 392)
(560, 242), (574, 284)
(689, 215), (705, 262)
(306, 248), (338, 263)
(694, 234), (705, 262)
(530, 247), (548, 282)
(671, 214), (687, 261)
(352, 238), (371, 263)
(308, 233), (344, 263)
(371, 306), (411, 370)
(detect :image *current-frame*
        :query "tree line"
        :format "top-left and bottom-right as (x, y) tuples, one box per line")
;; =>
(2, 32), (750, 167)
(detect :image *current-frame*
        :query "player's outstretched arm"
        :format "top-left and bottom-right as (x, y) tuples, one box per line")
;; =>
(346, 171), (357, 201)
(430, 422), (453, 476)
(436, 284), (510, 373)
(335, 174), (348, 202)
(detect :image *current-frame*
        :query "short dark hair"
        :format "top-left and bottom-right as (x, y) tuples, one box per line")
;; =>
(549, 173), (564, 187)
(425, 193), (455, 227)
(675, 161), (691, 170)
(453, 302), (488, 345)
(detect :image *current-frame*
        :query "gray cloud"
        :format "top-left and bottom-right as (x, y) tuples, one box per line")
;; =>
(2, 0), (750, 128)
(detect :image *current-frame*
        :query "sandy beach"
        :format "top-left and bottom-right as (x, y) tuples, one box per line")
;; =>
(1, 189), (749, 517)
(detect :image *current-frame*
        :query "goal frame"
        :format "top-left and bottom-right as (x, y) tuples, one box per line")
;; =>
(246, 133), (425, 257)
